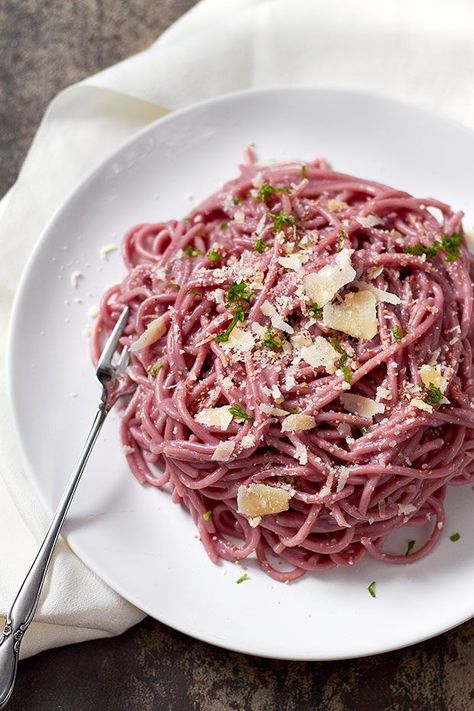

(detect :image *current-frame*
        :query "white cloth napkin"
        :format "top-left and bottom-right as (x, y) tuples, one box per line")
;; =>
(1, 0), (474, 658)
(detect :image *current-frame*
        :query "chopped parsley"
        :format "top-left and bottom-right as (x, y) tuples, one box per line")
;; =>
(392, 324), (402, 342)
(226, 280), (252, 305)
(232, 197), (241, 205)
(203, 510), (212, 522)
(262, 328), (283, 352)
(309, 302), (323, 319)
(403, 243), (440, 257)
(338, 352), (351, 384)
(254, 238), (269, 254)
(229, 403), (254, 421)
(269, 209), (296, 233)
(220, 221), (229, 230)
(368, 581), (376, 598)
(405, 539), (416, 556)
(449, 532), (461, 542)
(441, 232), (462, 261)
(236, 573), (249, 584)
(183, 245), (200, 257)
(402, 232), (462, 261)
(167, 282), (181, 291)
(337, 230), (346, 252)
(148, 362), (163, 377)
(207, 248), (220, 262)
(256, 182), (290, 203)
(425, 382), (443, 407)
(301, 165), (307, 179)
(190, 289), (201, 297)
(215, 305), (245, 343)
(330, 335), (351, 382)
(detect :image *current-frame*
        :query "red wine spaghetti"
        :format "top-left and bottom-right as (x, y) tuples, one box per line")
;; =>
(93, 154), (474, 582)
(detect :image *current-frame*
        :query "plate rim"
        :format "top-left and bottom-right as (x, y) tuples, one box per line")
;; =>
(6, 86), (474, 660)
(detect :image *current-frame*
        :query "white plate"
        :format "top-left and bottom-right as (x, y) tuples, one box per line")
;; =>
(8, 88), (474, 660)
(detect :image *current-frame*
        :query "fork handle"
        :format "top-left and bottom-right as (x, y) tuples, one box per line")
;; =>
(0, 399), (108, 708)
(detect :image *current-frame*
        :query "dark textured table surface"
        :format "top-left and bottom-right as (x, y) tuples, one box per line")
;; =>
(1, 2), (473, 709)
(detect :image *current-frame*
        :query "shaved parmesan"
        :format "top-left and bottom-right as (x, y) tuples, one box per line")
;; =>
(323, 290), (378, 340)
(260, 404), (288, 417)
(300, 336), (340, 374)
(99, 243), (118, 260)
(278, 253), (308, 271)
(237, 483), (291, 517)
(222, 327), (255, 352)
(398, 503), (417, 516)
(358, 282), (401, 305)
(337, 467), (350, 492)
(195, 406), (233, 431)
(303, 249), (356, 306)
(260, 300), (294, 334)
(419, 364), (447, 392)
(294, 441), (308, 465)
(241, 435), (256, 449)
(327, 199), (348, 212)
(318, 470), (334, 498)
(411, 398), (433, 413)
(212, 441), (235, 461)
(376, 386), (391, 401)
(340, 393), (385, 418)
(130, 316), (167, 352)
(234, 210), (245, 224)
(355, 214), (382, 228)
(367, 266), (384, 280)
(281, 414), (316, 432)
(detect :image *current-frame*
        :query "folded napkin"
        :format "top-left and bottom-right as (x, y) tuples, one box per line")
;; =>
(1, 0), (473, 658)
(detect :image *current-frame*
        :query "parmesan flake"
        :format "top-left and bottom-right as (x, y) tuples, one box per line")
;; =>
(340, 393), (385, 418)
(323, 290), (378, 340)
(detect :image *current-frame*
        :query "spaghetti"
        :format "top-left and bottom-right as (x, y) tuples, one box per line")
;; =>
(93, 154), (474, 582)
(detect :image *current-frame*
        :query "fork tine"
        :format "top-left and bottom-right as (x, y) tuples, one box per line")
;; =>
(97, 306), (129, 372)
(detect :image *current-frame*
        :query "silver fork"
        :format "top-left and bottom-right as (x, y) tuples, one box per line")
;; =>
(0, 306), (131, 708)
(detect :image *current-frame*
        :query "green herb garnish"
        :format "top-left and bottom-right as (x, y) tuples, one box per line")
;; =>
(215, 305), (245, 343)
(254, 238), (269, 254)
(309, 302), (323, 319)
(226, 280), (252, 305)
(441, 232), (462, 261)
(236, 573), (249, 584)
(229, 403), (254, 421)
(405, 539), (416, 556)
(301, 165), (307, 179)
(148, 362), (163, 377)
(232, 197), (241, 205)
(167, 282), (181, 291)
(368, 581), (376, 598)
(425, 382), (443, 407)
(220, 221), (229, 230)
(338, 352), (351, 384)
(190, 289), (201, 297)
(403, 243), (440, 257)
(207, 248), (220, 262)
(203, 510), (212, 522)
(337, 230), (346, 252)
(449, 532), (461, 542)
(183, 245), (200, 257)
(269, 209), (296, 233)
(261, 328), (283, 352)
(256, 182), (290, 203)
(330, 335), (345, 355)
(392, 324), (402, 342)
